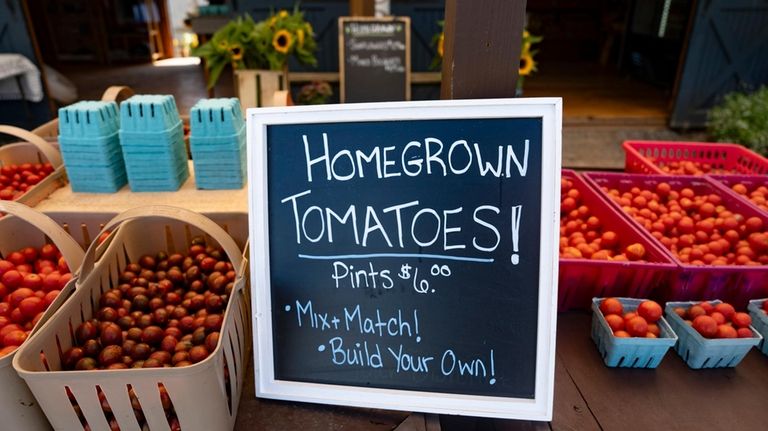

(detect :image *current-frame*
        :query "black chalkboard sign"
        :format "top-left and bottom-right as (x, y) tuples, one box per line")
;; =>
(338, 17), (410, 103)
(249, 99), (562, 420)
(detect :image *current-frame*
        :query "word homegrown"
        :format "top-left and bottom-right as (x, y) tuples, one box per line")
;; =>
(279, 132), (528, 256)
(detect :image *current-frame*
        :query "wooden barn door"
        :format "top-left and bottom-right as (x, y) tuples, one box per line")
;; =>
(670, 0), (768, 129)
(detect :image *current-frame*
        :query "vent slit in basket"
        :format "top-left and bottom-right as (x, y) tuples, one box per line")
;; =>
(128, 384), (146, 427)
(40, 350), (49, 371)
(158, 382), (179, 430)
(223, 354), (233, 414)
(228, 332), (238, 380)
(66, 386), (90, 429)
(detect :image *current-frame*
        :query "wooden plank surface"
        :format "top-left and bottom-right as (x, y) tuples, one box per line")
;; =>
(557, 312), (768, 431)
(549, 354), (600, 431)
(236, 357), (409, 430)
(440, 0), (526, 99)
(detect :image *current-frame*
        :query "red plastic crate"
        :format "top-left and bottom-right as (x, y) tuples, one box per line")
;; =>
(623, 140), (768, 175)
(558, 170), (676, 311)
(708, 174), (768, 216)
(584, 172), (768, 309)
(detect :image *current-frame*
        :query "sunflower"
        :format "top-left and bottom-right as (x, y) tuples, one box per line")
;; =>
(297, 28), (305, 48)
(519, 53), (535, 76)
(437, 33), (444, 57)
(272, 29), (293, 54)
(216, 40), (229, 52)
(230, 44), (243, 61)
(278, 10), (289, 18)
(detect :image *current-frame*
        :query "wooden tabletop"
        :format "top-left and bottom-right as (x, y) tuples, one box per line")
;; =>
(235, 312), (768, 431)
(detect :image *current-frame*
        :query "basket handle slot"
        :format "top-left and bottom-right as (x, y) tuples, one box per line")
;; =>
(0, 124), (63, 167)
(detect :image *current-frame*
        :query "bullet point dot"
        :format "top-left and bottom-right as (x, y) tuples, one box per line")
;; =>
(318, 345), (326, 352)
(416, 336), (421, 343)
(284, 305), (291, 312)
(511, 254), (520, 265)
(490, 378), (496, 385)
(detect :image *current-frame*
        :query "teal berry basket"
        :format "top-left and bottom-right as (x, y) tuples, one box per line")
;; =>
(665, 300), (762, 369)
(591, 297), (677, 368)
(747, 299), (768, 356)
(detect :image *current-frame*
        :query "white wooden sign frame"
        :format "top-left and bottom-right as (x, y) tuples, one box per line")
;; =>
(247, 98), (562, 421)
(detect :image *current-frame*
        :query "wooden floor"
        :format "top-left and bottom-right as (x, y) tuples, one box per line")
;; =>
(234, 313), (768, 431)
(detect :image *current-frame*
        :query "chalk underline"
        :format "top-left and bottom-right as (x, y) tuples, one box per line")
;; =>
(297, 253), (494, 263)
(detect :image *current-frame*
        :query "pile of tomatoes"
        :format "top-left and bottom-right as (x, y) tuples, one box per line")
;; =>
(729, 182), (768, 212)
(61, 238), (234, 371)
(600, 181), (768, 266)
(0, 244), (71, 356)
(0, 162), (55, 200)
(650, 160), (724, 175)
(560, 177), (647, 261)
(599, 298), (664, 338)
(671, 301), (755, 339)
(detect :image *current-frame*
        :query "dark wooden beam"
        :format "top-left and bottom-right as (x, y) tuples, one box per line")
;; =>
(349, 0), (375, 16)
(440, 0), (527, 99)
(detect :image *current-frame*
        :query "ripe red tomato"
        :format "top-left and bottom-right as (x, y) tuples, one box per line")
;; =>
(647, 323), (660, 337)
(716, 324), (737, 339)
(39, 244), (59, 261)
(18, 297), (45, 319)
(687, 305), (706, 319)
(20, 247), (38, 263)
(2, 329), (27, 347)
(57, 257), (69, 274)
(21, 273), (43, 290)
(1, 270), (23, 289)
(713, 303), (735, 320)
(44, 290), (59, 307)
(709, 311), (726, 325)
(9, 288), (34, 307)
(737, 327), (753, 338)
(599, 298), (623, 316)
(0, 260), (13, 276)
(6, 252), (25, 266)
(626, 316), (649, 337)
(42, 272), (61, 292)
(637, 300), (662, 323)
(699, 301), (714, 314)
(693, 315), (718, 338)
(613, 330), (630, 338)
(604, 314), (624, 332)
(731, 312), (752, 328)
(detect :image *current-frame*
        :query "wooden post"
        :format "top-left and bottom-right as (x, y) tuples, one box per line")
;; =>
(440, 0), (527, 99)
(349, 0), (375, 16)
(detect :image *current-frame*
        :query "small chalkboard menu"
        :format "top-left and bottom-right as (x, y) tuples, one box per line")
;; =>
(338, 17), (410, 103)
(248, 98), (562, 420)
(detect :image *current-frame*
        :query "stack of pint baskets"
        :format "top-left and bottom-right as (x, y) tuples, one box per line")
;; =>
(189, 98), (247, 190)
(119, 95), (190, 191)
(58, 101), (127, 192)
